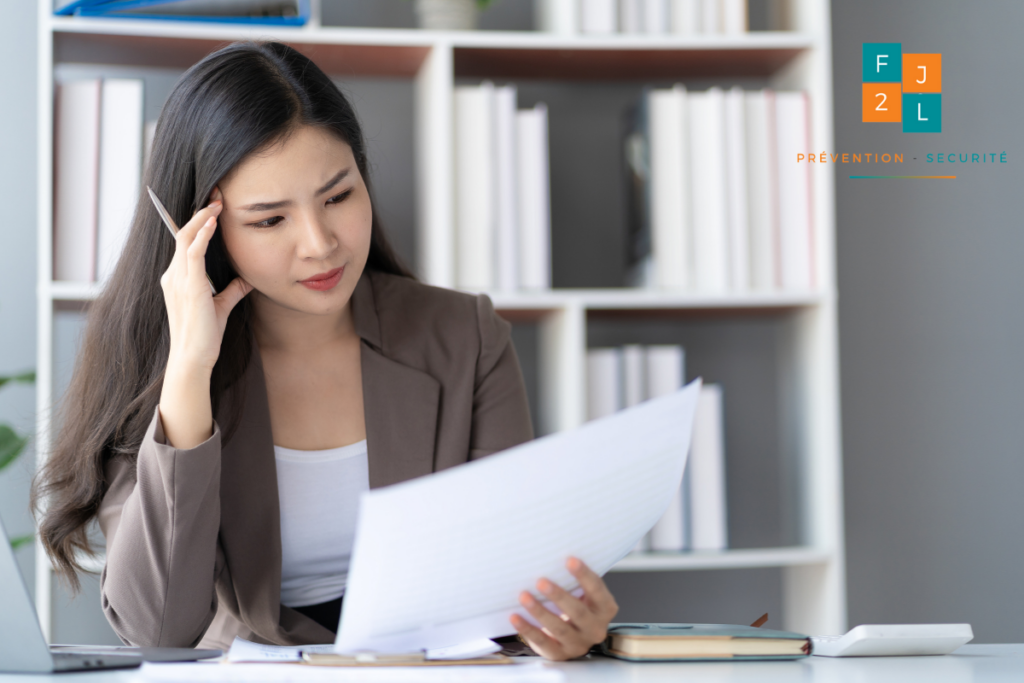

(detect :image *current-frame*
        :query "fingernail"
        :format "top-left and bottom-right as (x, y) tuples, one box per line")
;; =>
(204, 216), (216, 228)
(521, 593), (536, 607)
(538, 580), (553, 596)
(567, 557), (581, 571)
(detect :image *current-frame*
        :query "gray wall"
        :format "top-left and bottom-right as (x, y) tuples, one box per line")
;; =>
(833, 0), (1024, 642)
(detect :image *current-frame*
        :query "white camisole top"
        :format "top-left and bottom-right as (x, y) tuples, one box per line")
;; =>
(274, 439), (369, 608)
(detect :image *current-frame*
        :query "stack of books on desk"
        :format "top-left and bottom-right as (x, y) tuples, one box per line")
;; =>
(586, 344), (727, 553)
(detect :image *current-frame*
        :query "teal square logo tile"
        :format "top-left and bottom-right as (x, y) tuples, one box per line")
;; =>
(903, 93), (942, 133)
(863, 43), (902, 82)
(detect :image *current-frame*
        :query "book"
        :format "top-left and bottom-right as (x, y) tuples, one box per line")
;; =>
(722, 0), (748, 33)
(620, 0), (643, 34)
(700, 0), (719, 33)
(97, 78), (144, 283)
(516, 103), (551, 290)
(724, 86), (750, 292)
(670, 0), (700, 34)
(586, 348), (622, 420)
(494, 85), (519, 292)
(642, 0), (669, 33)
(454, 83), (496, 291)
(54, 79), (101, 283)
(58, 0), (310, 25)
(689, 384), (727, 551)
(744, 89), (780, 290)
(648, 85), (690, 290)
(774, 91), (815, 290)
(602, 623), (811, 661)
(688, 87), (729, 292)
(645, 345), (688, 551)
(580, 0), (617, 34)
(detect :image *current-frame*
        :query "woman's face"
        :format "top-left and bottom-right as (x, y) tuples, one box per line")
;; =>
(218, 125), (372, 318)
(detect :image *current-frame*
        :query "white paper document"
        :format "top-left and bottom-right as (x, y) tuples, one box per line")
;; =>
(336, 379), (703, 653)
(227, 637), (500, 663)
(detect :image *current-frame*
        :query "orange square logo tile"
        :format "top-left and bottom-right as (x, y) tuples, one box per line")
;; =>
(903, 54), (942, 93)
(862, 82), (902, 123)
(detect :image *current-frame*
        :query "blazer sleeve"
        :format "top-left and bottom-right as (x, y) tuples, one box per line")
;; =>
(98, 406), (223, 647)
(468, 293), (535, 460)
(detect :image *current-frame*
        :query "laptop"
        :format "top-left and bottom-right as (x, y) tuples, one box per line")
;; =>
(0, 517), (220, 673)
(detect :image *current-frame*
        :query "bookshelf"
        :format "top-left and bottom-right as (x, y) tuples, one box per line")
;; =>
(35, 1), (844, 640)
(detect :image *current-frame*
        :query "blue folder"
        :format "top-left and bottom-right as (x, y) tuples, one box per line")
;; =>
(55, 0), (310, 26)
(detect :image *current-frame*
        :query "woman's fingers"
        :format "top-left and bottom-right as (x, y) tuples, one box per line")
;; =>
(536, 578), (589, 625)
(509, 614), (566, 661)
(518, 591), (576, 641)
(568, 557), (618, 621)
(215, 277), (253, 314)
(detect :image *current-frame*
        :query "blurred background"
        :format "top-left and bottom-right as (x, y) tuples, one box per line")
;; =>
(1, 0), (1022, 645)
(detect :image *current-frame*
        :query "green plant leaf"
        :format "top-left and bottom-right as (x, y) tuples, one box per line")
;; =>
(10, 534), (33, 551)
(0, 370), (35, 389)
(0, 424), (29, 471)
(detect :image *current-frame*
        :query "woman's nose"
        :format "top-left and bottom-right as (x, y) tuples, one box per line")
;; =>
(295, 212), (338, 260)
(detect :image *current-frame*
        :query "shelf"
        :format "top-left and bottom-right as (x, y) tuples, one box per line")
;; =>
(50, 16), (811, 80)
(45, 281), (826, 311)
(610, 547), (832, 572)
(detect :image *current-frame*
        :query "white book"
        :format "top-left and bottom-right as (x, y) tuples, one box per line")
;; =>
(648, 85), (690, 290)
(54, 79), (101, 283)
(516, 104), (552, 290)
(670, 0), (700, 34)
(646, 344), (687, 551)
(142, 120), (158, 178)
(700, 0), (719, 32)
(689, 88), (729, 293)
(97, 78), (144, 283)
(494, 85), (519, 292)
(642, 0), (669, 33)
(534, 0), (578, 34)
(745, 89), (779, 290)
(586, 348), (622, 420)
(724, 86), (749, 292)
(580, 0), (617, 34)
(621, 344), (646, 408)
(722, 0), (747, 33)
(690, 384), (727, 551)
(620, 0), (643, 33)
(454, 83), (496, 291)
(623, 342), (650, 553)
(774, 91), (814, 290)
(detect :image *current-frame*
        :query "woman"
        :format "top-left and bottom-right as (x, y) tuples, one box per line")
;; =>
(33, 41), (617, 659)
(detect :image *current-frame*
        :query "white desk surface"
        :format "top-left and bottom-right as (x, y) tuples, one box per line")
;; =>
(1, 644), (1020, 682)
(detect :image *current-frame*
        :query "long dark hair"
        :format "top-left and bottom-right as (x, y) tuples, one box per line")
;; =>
(33, 41), (413, 589)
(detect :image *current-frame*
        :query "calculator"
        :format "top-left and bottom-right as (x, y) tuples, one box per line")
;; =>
(811, 624), (974, 657)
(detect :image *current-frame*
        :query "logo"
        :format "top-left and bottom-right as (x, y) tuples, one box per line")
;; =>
(862, 43), (942, 133)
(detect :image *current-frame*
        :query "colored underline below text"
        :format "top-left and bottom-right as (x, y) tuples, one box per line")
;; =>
(849, 175), (956, 179)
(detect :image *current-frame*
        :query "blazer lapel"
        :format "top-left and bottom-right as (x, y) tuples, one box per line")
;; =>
(352, 271), (441, 489)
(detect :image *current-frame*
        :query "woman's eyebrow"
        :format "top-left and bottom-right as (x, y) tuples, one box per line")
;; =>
(239, 168), (352, 212)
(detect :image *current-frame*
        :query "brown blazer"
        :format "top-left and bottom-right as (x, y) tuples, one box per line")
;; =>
(97, 269), (534, 650)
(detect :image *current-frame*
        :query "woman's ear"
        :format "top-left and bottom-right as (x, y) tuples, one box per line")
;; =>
(210, 186), (222, 202)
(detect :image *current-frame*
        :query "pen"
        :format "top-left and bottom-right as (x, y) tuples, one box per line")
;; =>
(147, 185), (218, 294)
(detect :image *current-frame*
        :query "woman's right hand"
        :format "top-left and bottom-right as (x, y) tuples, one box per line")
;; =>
(158, 189), (252, 449)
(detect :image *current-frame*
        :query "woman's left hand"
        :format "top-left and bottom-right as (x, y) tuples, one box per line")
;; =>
(509, 557), (619, 661)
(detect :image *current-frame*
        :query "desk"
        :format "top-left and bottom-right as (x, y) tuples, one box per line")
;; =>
(1, 645), (1020, 682)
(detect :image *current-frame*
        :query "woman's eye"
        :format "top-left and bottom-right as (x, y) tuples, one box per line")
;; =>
(327, 190), (353, 205)
(250, 216), (283, 229)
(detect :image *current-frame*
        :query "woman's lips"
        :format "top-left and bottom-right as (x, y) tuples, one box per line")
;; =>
(299, 266), (344, 291)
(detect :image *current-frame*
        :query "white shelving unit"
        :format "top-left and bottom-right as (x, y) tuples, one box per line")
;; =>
(35, 1), (844, 640)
